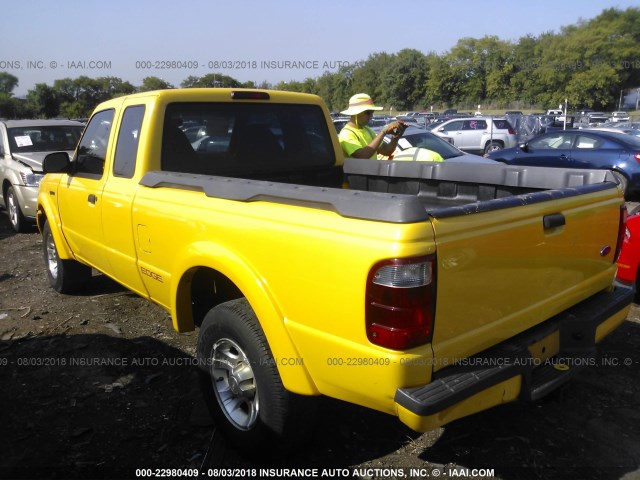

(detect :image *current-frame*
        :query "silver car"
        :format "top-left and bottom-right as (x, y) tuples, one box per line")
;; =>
(429, 116), (517, 154)
(0, 119), (84, 232)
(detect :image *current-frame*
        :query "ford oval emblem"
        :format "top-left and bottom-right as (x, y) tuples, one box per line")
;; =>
(600, 245), (611, 256)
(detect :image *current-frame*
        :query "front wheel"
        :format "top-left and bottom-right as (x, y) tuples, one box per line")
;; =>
(197, 298), (315, 452)
(42, 220), (92, 293)
(6, 185), (27, 233)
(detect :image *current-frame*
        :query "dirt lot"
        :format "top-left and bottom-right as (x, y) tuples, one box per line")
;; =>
(1, 211), (639, 480)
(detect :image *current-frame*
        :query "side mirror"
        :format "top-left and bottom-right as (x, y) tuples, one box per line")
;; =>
(438, 127), (445, 132)
(43, 152), (71, 173)
(519, 143), (529, 153)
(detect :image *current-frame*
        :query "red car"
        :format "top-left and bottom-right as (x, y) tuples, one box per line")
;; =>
(617, 207), (640, 285)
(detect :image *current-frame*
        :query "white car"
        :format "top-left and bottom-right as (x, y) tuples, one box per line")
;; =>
(429, 117), (517, 154)
(0, 119), (84, 231)
(611, 111), (631, 123)
(379, 126), (497, 163)
(547, 109), (567, 124)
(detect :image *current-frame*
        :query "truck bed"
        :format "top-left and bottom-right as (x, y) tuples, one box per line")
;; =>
(142, 159), (620, 224)
(343, 158), (619, 216)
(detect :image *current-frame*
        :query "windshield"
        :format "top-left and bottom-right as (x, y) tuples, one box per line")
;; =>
(402, 131), (464, 159)
(8, 126), (83, 153)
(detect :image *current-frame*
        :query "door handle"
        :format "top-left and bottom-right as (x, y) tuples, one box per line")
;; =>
(543, 213), (565, 229)
(88, 194), (98, 204)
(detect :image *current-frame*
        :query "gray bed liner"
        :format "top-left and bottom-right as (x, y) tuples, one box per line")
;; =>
(344, 159), (618, 217)
(140, 161), (618, 223)
(140, 170), (429, 223)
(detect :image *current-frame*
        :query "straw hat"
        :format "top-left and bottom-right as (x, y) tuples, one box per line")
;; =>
(340, 93), (383, 116)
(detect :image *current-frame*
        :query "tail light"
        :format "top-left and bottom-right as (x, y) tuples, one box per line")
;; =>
(365, 255), (436, 350)
(508, 128), (516, 135)
(634, 153), (640, 164)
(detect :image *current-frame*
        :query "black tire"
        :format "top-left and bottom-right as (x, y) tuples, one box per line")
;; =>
(42, 220), (92, 293)
(484, 141), (503, 154)
(6, 185), (27, 233)
(197, 298), (315, 453)
(612, 171), (629, 197)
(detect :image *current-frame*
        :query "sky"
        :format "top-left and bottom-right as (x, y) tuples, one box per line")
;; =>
(2, 0), (639, 97)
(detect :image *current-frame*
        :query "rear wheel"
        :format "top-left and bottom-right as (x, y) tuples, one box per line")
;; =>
(6, 186), (27, 233)
(197, 298), (315, 453)
(42, 220), (92, 293)
(484, 141), (503, 154)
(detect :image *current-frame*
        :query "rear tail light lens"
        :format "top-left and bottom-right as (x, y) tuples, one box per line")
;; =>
(366, 256), (436, 350)
(634, 153), (640, 164)
(508, 128), (516, 135)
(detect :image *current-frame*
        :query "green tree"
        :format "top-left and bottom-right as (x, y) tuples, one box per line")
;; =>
(180, 74), (241, 88)
(350, 52), (392, 106)
(424, 54), (457, 109)
(51, 76), (136, 118)
(138, 76), (174, 92)
(529, 7), (640, 110)
(0, 95), (24, 118)
(26, 83), (59, 118)
(180, 75), (200, 88)
(508, 35), (541, 106)
(443, 36), (513, 107)
(385, 49), (428, 110)
(0, 72), (19, 96)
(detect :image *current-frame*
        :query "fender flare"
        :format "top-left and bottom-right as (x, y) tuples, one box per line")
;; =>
(170, 240), (319, 395)
(36, 191), (75, 260)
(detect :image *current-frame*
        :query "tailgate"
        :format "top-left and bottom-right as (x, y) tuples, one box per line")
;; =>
(429, 187), (624, 369)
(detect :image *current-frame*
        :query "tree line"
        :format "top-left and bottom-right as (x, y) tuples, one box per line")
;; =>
(1, 7), (638, 119)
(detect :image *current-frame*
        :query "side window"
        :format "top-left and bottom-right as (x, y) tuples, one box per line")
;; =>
(0, 129), (5, 156)
(442, 121), (463, 132)
(463, 120), (486, 130)
(114, 105), (145, 178)
(575, 135), (602, 149)
(75, 109), (114, 177)
(531, 133), (573, 150)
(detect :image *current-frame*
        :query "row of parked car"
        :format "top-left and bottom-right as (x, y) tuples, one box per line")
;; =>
(335, 110), (640, 195)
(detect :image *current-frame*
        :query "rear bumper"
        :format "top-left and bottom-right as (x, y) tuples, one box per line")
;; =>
(394, 285), (633, 431)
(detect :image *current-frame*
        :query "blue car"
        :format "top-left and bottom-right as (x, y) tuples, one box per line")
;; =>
(486, 129), (640, 197)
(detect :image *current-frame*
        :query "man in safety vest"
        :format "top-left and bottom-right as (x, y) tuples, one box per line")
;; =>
(338, 93), (407, 159)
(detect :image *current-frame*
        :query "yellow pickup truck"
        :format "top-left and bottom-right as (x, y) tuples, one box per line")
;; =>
(37, 88), (632, 450)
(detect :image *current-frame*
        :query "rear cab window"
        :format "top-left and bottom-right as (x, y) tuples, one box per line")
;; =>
(160, 102), (336, 177)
